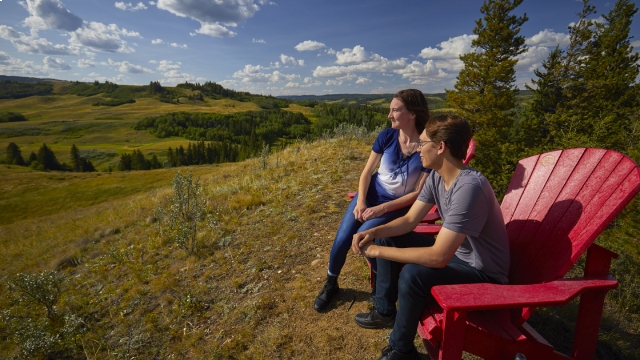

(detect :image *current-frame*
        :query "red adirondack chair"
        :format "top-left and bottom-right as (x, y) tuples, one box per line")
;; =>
(414, 148), (640, 360)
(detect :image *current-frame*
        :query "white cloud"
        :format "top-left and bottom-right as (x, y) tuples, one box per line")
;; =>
(115, 2), (148, 11)
(0, 52), (11, 65)
(516, 46), (550, 72)
(295, 40), (326, 51)
(233, 64), (299, 84)
(157, 0), (271, 38)
(325, 48), (336, 55)
(149, 1), (156, 5)
(152, 38), (164, 44)
(170, 43), (188, 49)
(0, 25), (86, 56)
(77, 58), (95, 68)
(157, 60), (181, 71)
(253, 38), (266, 44)
(43, 56), (71, 70)
(69, 22), (141, 53)
(313, 46), (407, 78)
(419, 35), (477, 59)
(104, 58), (153, 73)
(418, 34), (477, 72)
(280, 54), (304, 66)
(356, 77), (371, 84)
(22, 0), (84, 32)
(326, 79), (342, 86)
(630, 40), (640, 48)
(119, 60), (153, 73)
(196, 22), (237, 38)
(526, 29), (570, 47)
(161, 69), (205, 85)
(0, 52), (49, 76)
(336, 45), (371, 64)
(285, 82), (299, 88)
(394, 60), (448, 85)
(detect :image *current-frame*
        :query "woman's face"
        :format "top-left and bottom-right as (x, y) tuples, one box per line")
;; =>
(388, 98), (414, 130)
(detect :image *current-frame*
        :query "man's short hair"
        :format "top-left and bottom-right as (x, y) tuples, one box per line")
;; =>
(424, 114), (472, 161)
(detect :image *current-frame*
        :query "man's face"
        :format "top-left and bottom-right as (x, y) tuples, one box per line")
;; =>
(418, 130), (439, 169)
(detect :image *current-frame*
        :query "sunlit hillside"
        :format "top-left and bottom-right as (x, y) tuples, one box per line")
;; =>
(1, 132), (638, 359)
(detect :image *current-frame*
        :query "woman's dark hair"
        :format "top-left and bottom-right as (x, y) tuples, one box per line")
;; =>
(394, 89), (429, 133)
(424, 114), (472, 161)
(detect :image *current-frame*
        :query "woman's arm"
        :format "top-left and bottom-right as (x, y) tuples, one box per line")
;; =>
(361, 171), (429, 221)
(353, 151), (383, 222)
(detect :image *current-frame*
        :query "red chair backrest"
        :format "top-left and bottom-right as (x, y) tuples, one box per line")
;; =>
(501, 148), (640, 285)
(463, 139), (476, 165)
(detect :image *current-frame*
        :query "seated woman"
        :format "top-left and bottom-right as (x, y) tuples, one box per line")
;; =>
(314, 89), (430, 312)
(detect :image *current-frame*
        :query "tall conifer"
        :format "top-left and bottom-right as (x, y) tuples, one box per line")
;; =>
(446, 0), (528, 193)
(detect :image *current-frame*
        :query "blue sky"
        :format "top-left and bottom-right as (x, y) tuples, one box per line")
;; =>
(0, 0), (637, 95)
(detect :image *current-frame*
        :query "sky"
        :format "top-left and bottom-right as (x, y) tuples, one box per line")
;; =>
(0, 0), (638, 96)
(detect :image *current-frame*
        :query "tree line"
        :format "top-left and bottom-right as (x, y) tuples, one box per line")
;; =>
(4, 143), (95, 172)
(0, 80), (54, 99)
(446, 0), (638, 196)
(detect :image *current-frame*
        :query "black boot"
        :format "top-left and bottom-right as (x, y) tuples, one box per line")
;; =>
(314, 274), (339, 312)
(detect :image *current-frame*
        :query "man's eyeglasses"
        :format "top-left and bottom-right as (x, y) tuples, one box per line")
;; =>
(414, 140), (437, 149)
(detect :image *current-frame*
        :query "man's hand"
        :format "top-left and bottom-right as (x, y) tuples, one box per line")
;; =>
(351, 230), (375, 256)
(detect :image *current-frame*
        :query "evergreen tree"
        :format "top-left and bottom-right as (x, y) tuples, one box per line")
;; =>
(70, 144), (82, 172)
(555, 0), (638, 150)
(515, 47), (565, 154)
(28, 151), (37, 165)
(82, 158), (96, 172)
(446, 0), (528, 194)
(37, 144), (62, 171)
(6, 142), (25, 165)
(118, 153), (132, 171)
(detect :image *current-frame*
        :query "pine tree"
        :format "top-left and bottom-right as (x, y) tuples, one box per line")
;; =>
(70, 144), (82, 172)
(37, 144), (62, 171)
(446, 0), (528, 193)
(6, 142), (25, 165)
(514, 47), (565, 154)
(532, 0), (640, 151)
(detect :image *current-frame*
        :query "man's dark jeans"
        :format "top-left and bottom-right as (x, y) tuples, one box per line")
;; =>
(374, 232), (499, 353)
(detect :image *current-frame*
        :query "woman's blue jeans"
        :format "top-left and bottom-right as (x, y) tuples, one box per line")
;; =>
(373, 232), (500, 354)
(327, 192), (409, 276)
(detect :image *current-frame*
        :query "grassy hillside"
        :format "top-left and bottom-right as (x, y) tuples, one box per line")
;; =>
(1, 132), (639, 359)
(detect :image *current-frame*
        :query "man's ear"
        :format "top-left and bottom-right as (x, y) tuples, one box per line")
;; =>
(437, 141), (446, 155)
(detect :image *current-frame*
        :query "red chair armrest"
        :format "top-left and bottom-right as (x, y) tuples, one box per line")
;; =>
(347, 192), (356, 199)
(432, 277), (618, 311)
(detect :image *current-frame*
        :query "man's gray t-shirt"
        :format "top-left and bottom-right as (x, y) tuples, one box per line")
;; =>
(417, 168), (510, 284)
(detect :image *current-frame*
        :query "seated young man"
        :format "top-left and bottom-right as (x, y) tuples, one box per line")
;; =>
(351, 114), (510, 360)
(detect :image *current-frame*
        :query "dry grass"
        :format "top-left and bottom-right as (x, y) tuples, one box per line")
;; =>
(0, 136), (638, 359)
(1, 136), (423, 359)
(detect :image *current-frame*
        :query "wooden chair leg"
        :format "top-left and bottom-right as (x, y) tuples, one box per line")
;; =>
(572, 290), (608, 360)
(438, 310), (466, 360)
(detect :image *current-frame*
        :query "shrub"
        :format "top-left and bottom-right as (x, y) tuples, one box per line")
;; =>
(0, 112), (27, 122)
(158, 172), (207, 254)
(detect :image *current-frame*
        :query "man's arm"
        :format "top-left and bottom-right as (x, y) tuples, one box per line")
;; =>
(363, 228), (466, 268)
(351, 199), (434, 255)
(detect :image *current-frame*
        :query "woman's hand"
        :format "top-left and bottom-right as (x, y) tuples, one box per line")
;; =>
(362, 205), (386, 221)
(353, 202), (368, 222)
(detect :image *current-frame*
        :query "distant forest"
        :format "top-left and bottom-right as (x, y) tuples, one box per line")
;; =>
(133, 102), (389, 166)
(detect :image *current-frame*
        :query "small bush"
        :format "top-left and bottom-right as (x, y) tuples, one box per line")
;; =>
(157, 171), (206, 254)
(0, 112), (27, 122)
